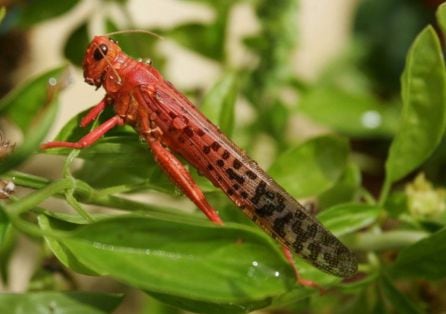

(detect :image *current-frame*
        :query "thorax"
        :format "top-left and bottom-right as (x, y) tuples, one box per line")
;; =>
(103, 56), (162, 124)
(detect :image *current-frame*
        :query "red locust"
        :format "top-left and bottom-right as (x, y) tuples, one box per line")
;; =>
(42, 35), (357, 280)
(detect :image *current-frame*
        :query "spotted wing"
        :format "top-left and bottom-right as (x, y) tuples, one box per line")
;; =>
(140, 82), (357, 278)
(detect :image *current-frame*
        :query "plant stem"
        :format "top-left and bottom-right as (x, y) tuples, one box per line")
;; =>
(4, 170), (189, 217)
(378, 177), (391, 206)
(6, 178), (72, 215)
(351, 230), (428, 251)
(359, 187), (377, 205)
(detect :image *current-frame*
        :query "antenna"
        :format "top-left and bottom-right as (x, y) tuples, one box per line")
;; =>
(104, 29), (164, 40)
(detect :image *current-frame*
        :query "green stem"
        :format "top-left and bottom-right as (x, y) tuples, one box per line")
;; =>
(7, 178), (72, 215)
(351, 230), (428, 251)
(63, 149), (80, 177)
(6, 170), (51, 189)
(7, 212), (69, 238)
(359, 187), (377, 205)
(5, 170), (188, 217)
(378, 177), (392, 206)
(62, 150), (94, 222)
(66, 188), (94, 223)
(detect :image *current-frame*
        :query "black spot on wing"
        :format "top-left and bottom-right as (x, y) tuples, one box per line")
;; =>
(222, 150), (230, 160)
(211, 142), (221, 152)
(217, 159), (225, 167)
(184, 127), (194, 137)
(203, 146), (211, 154)
(225, 168), (245, 185)
(272, 212), (293, 237)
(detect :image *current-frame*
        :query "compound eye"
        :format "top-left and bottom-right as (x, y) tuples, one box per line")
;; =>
(93, 44), (108, 61)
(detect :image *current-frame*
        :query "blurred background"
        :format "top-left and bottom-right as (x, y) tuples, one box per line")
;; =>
(1, 0), (446, 313)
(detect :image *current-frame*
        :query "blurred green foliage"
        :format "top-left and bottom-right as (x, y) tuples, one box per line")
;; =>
(1, 0), (446, 313)
(354, 0), (436, 96)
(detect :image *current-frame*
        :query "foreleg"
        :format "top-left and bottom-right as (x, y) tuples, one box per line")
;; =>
(80, 97), (109, 127)
(41, 115), (124, 149)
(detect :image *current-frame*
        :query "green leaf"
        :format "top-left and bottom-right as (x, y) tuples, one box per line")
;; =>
(244, 0), (298, 113)
(168, 22), (226, 61)
(0, 207), (9, 248)
(74, 141), (173, 192)
(319, 163), (362, 208)
(0, 7), (5, 22)
(149, 292), (270, 314)
(39, 215), (98, 275)
(298, 47), (399, 138)
(41, 214), (296, 309)
(262, 101), (289, 140)
(354, 0), (430, 96)
(64, 21), (90, 67)
(0, 67), (67, 130)
(269, 135), (349, 198)
(372, 291), (388, 314)
(385, 26), (446, 184)
(317, 203), (381, 237)
(299, 86), (399, 138)
(76, 137), (174, 192)
(200, 72), (238, 137)
(379, 273), (422, 314)
(140, 296), (181, 314)
(0, 292), (122, 314)
(0, 66), (69, 174)
(0, 205), (15, 283)
(0, 229), (14, 284)
(392, 227), (446, 279)
(17, 0), (80, 28)
(436, 3), (446, 40)
(74, 136), (159, 188)
(267, 285), (315, 311)
(165, 1), (232, 62)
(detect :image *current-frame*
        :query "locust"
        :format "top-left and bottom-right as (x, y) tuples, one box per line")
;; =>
(42, 34), (357, 280)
